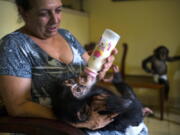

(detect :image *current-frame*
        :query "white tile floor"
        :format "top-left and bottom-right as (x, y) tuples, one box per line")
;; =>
(133, 87), (180, 135)
(144, 107), (180, 135)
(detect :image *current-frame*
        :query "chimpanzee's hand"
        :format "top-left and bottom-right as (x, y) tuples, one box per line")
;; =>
(98, 48), (118, 80)
(102, 65), (122, 83)
(111, 65), (123, 84)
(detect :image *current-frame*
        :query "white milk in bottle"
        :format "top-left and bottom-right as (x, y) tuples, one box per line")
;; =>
(85, 29), (120, 77)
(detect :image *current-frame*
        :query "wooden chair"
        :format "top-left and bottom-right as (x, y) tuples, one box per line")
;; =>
(120, 43), (165, 120)
(0, 107), (85, 135)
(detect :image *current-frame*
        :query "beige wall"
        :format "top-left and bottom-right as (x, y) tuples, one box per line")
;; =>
(0, 1), (89, 45)
(0, 1), (23, 38)
(61, 8), (90, 45)
(87, 0), (180, 106)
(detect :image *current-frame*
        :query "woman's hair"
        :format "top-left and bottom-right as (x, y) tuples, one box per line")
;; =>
(15, 0), (32, 11)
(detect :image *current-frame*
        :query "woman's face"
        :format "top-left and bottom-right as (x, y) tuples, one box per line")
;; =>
(23, 0), (62, 39)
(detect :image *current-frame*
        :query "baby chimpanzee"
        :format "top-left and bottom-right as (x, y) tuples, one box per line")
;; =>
(51, 71), (143, 133)
(142, 45), (180, 100)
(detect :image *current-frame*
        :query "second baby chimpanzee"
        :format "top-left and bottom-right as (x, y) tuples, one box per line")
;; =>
(142, 45), (180, 100)
(51, 69), (143, 133)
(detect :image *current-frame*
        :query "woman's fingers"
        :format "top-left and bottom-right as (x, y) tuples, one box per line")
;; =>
(109, 113), (119, 118)
(90, 112), (115, 130)
(93, 93), (108, 99)
(91, 113), (120, 130)
(98, 61), (113, 80)
(111, 48), (118, 55)
(102, 75), (113, 82)
(112, 65), (120, 72)
(98, 48), (118, 80)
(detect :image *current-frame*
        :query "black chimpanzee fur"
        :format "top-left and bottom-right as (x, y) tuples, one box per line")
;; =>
(51, 73), (143, 133)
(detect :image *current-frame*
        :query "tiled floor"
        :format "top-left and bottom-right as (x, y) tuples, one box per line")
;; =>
(144, 107), (180, 135)
(133, 87), (180, 135)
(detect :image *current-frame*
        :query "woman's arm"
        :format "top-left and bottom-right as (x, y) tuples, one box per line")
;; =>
(0, 75), (56, 120)
(0, 75), (116, 130)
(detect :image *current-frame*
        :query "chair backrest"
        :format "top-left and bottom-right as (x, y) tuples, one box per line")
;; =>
(120, 43), (128, 79)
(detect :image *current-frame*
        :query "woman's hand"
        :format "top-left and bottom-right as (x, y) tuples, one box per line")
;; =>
(70, 94), (119, 130)
(98, 48), (118, 80)
(71, 111), (117, 130)
(85, 109), (117, 130)
(85, 94), (119, 130)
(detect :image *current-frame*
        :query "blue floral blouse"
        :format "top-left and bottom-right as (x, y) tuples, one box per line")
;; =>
(0, 29), (86, 107)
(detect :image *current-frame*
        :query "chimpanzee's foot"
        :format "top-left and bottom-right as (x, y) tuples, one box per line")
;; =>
(142, 107), (154, 117)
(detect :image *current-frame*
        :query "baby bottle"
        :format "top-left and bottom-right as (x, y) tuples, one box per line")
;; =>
(85, 29), (120, 77)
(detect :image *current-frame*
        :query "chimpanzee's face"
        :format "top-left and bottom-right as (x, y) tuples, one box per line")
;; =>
(63, 78), (93, 121)
(63, 78), (91, 99)
(158, 48), (168, 60)
(63, 74), (96, 99)
(155, 47), (169, 60)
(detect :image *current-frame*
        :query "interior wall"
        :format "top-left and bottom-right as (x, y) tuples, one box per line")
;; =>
(61, 8), (90, 45)
(0, 1), (89, 45)
(0, 1), (23, 38)
(87, 0), (180, 106)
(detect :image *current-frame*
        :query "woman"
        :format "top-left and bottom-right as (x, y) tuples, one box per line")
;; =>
(0, 0), (117, 130)
(0, 0), (148, 134)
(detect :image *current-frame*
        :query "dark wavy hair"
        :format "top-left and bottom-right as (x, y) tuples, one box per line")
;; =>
(15, 0), (32, 11)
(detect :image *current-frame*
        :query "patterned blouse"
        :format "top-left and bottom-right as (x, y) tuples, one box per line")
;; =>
(0, 29), (86, 107)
